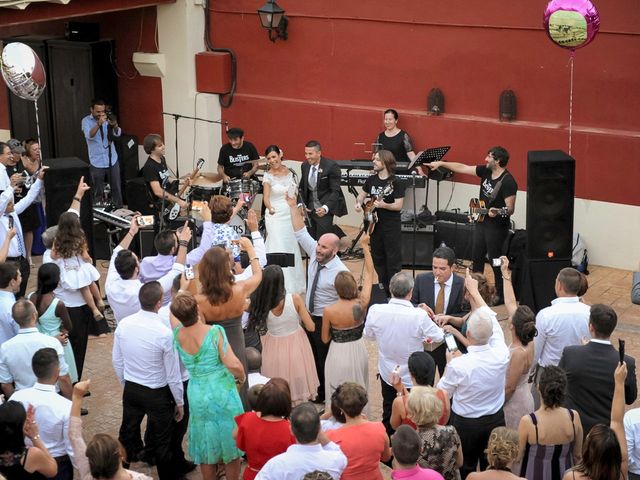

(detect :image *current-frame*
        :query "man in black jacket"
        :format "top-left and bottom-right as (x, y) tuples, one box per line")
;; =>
(298, 140), (347, 240)
(411, 245), (465, 376)
(559, 303), (637, 438)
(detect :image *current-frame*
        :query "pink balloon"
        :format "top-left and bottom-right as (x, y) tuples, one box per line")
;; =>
(543, 0), (600, 50)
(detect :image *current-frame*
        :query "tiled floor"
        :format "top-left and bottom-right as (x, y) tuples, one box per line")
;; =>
(24, 229), (640, 480)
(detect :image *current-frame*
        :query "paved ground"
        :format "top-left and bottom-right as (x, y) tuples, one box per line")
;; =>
(24, 231), (640, 480)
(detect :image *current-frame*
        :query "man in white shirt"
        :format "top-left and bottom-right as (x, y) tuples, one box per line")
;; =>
(12, 347), (75, 479)
(364, 271), (444, 436)
(256, 402), (347, 480)
(105, 218), (189, 323)
(0, 299), (72, 399)
(437, 309), (509, 479)
(0, 167), (46, 297)
(0, 262), (20, 344)
(287, 193), (348, 403)
(624, 407), (640, 480)
(532, 267), (590, 406)
(112, 281), (184, 480)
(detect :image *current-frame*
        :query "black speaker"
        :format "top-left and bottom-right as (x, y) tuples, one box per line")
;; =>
(434, 220), (475, 262)
(400, 223), (434, 269)
(516, 258), (572, 313)
(526, 151), (575, 260)
(114, 134), (139, 204)
(42, 157), (94, 257)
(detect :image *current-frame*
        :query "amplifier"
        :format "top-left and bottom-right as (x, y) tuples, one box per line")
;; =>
(401, 222), (434, 233)
(401, 228), (434, 269)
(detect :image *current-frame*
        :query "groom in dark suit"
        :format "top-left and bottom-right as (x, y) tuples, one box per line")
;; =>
(411, 245), (465, 376)
(298, 140), (347, 240)
(559, 303), (637, 438)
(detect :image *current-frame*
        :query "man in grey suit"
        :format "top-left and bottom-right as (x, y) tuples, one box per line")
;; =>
(411, 245), (465, 376)
(559, 303), (637, 438)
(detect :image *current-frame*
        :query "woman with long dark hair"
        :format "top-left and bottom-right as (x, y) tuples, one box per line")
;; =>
(248, 265), (318, 405)
(29, 263), (78, 383)
(17, 139), (44, 263)
(196, 238), (262, 409)
(261, 145), (305, 293)
(0, 401), (57, 478)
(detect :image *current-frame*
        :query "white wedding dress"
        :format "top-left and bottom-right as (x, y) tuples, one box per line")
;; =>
(263, 171), (306, 294)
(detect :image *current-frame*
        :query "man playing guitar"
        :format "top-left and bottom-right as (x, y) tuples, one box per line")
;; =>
(355, 149), (406, 296)
(429, 146), (517, 304)
(141, 134), (189, 217)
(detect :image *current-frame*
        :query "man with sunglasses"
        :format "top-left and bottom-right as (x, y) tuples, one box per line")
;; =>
(429, 147), (517, 304)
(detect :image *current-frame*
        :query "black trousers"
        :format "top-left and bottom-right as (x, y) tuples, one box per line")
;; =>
(370, 219), (402, 296)
(52, 455), (73, 480)
(450, 408), (505, 479)
(471, 221), (509, 299)
(307, 315), (329, 401)
(119, 381), (177, 480)
(171, 380), (190, 466)
(427, 343), (447, 379)
(380, 376), (398, 438)
(308, 211), (335, 241)
(67, 304), (91, 380)
(7, 256), (29, 299)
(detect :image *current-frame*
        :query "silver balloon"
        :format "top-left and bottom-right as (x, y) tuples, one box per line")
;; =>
(1, 42), (46, 101)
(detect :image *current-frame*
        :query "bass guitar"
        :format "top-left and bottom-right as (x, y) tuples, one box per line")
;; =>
(164, 158), (205, 220)
(362, 182), (394, 234)
(468, 198), (509, 223)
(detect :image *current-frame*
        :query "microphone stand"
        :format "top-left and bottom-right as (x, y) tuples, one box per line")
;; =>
(158, 175), (169, 232)
(162, 112), (227, 182)
(411, 171), (418, 279)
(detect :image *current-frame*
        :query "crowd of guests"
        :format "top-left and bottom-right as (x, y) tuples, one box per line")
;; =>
(0, 133), (638, 480)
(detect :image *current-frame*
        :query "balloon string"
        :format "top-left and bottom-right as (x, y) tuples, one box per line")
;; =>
(568, 54), (574, 156)
(34, 101), (42, 150)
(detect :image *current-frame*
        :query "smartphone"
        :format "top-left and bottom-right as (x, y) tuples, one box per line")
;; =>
(389, 364), (401, 384)
(619, 339), (625, 364)
(184, 264), (195, 280)
(7, 216), (13, 229)
(444, 332), (458, 352)
(137, 215), (155, 226)
(492, 258), (502, 267)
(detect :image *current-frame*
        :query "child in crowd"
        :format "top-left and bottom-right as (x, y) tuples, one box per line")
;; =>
(51, 212), (104, 320)
(391, 425), (445, 480)
(246, 347), (271, 388)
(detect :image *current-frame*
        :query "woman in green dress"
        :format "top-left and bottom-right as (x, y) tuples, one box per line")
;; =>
(171, 290), (246, 480)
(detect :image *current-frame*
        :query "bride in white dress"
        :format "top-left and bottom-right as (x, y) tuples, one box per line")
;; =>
(262, 145), (306, 293)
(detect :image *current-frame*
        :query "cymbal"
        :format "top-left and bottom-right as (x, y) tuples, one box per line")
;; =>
(193, 173), (223, 185)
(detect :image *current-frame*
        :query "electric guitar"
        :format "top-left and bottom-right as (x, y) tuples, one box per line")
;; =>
(164, 158), (205, 220)
(468, 198), (509, 223)
(362, 182), (394, 234)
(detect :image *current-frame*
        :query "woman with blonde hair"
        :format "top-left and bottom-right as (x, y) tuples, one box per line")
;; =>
(408, 386), (463, 480)
(467, 427), (525, 479)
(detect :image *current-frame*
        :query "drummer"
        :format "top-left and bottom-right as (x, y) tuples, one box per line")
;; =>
(217, 127), (261, 182)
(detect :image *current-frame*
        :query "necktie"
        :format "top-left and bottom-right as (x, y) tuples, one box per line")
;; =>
(435, 282), (445, 315)
(308, 264), (325, 314)
(309, 165), (317, 188)
(6, 215), (23, 257)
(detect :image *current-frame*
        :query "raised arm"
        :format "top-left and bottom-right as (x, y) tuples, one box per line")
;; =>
(0, 227), (16, 262)
(500, 256), (517, 317)
(613, 362), (629, 479)
(237, 237), (263, 297)
(286, 192), (306, 232)
(428, 161), (476, 176)
(69, 176), (90, 213)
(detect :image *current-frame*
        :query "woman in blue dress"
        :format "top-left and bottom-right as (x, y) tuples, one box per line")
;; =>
(171, 291), (245, 480)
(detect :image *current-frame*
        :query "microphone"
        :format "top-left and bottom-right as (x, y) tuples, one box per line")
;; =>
(287, 167), (298, 178)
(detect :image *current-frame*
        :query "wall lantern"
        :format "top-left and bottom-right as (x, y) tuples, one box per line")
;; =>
(499, 90), (517, 121)
(257, 0), (288, 42)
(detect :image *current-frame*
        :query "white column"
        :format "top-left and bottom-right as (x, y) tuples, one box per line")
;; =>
(156, 0), (222, 177)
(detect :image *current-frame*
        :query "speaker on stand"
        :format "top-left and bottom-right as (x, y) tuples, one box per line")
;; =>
(42, 157), (94, 257)
(518, 150), (576, 312)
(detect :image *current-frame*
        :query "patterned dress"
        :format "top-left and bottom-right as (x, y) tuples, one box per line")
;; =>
(173, 325), (244, 464)
(417, 425), (462, 480)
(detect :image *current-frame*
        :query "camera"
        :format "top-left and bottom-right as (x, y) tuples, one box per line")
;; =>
(184, 264), (195, 280)
(492, 258), (502, 267)
(444, 332), (459, 352)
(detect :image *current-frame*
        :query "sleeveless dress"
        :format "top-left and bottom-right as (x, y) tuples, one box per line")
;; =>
(519, 410), (576, 480)
(324, 322), (368, 411)
(0, 447), (47, 479)
(503, 344), (535, 430)
(173, 325), (244, 465)
(261, 294), (319, 405)
(33, 296), (79, 383)
(262, 171), (305, 294)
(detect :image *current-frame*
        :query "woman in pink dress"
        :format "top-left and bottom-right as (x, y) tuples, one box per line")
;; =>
(248, 265), (319, 405)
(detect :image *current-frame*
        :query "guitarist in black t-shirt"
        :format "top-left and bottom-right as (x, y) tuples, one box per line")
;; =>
(141, 134), (188, 214)
(355, 149), (406, 296)
(429, 146), (517, 304)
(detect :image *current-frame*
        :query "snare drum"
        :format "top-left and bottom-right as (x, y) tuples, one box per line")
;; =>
(191, 175), (222, 202)
(224, 178), (261, 200)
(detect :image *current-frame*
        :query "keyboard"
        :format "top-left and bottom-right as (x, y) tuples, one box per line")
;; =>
(340, 172), (426, 188)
